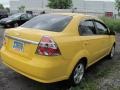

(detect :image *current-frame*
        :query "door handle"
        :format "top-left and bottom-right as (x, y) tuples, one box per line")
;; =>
(84, 42), (88, 45)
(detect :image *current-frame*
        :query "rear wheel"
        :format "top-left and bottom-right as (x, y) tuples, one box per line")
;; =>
(69, 62), (85, 86)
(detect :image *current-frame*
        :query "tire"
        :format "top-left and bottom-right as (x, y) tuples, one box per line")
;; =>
(14, 23), (19, 27)
(69, 61), (85, 86)
(108, 46), (115, 59)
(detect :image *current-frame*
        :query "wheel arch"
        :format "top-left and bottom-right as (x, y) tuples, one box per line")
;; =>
(66, 56), (88, 79)
(78, 57), (88, 68)
(65, 49), (90, 79)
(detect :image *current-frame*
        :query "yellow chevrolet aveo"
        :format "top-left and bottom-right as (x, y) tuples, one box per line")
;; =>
(1, 13), (115, 86)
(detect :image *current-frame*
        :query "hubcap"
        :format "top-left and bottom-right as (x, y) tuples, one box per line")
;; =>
(73, 63), (84, 84)
(111, 47), (115, 57)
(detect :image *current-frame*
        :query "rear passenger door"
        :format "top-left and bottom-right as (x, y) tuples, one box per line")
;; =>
(79, 20), (103, 64)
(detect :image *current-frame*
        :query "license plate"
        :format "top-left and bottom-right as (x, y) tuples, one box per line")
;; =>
(13, 40), (24, 52)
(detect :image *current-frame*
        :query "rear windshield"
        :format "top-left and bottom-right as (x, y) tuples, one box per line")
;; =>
(21, 14), (72, 32)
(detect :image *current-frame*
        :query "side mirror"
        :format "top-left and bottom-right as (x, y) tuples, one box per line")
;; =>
(109, 30), (115, 35)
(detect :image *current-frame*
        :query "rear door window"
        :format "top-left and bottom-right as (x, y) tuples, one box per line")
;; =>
(79, 20), (96, 36)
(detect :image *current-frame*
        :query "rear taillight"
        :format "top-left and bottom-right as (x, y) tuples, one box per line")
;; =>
(36, 36), (61, 56)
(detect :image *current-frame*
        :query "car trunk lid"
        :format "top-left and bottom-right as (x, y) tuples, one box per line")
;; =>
(5, 27), (61, 59)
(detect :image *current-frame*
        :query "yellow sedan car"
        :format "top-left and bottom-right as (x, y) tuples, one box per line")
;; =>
(1, 13), (115, 86)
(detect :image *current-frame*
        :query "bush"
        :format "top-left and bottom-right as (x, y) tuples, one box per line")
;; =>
(100, 17), (120, 33)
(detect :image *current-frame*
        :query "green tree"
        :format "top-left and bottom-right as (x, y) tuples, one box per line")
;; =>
(18, 5), (25, 12)
(5, 7), (10, 13)
(47, 0), (72, 9)
(115, 0), (120, 15)
(0, 4), (4, 9)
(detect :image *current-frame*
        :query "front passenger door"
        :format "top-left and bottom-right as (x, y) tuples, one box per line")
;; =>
(94, 20), (111, 58)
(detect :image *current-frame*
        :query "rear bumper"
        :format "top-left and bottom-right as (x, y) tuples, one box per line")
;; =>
(1, 47), (69, 83)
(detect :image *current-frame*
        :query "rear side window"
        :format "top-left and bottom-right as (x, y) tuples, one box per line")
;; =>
(94, 21), (108, 35)
(79, 20), (96, 36)
(21, 14), (72, 32)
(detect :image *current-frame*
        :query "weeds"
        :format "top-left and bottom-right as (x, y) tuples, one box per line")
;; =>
(101, 17), (120, 33)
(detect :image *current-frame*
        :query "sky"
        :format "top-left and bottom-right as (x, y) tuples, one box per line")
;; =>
(0, 0), (10, 7)
(0, 0), (115, 8)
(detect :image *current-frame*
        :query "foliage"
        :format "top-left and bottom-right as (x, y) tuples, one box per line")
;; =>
(47, 0), (72, 9)
(115, 0), (120, 15)
(0, 4), (4, 9)
(0, 3), (10, 13)
(101, 17), (120, 33)
(5, 8), (10, 13)
(18, 5), (25, 12)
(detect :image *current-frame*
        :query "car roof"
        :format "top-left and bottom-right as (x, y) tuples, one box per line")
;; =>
(52, 13), (86, 17)
(52, 13), (102, 22)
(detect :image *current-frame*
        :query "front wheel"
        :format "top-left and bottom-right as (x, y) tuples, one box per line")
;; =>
(69, 62), (85, 86)
(108, 46), (115, 59)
